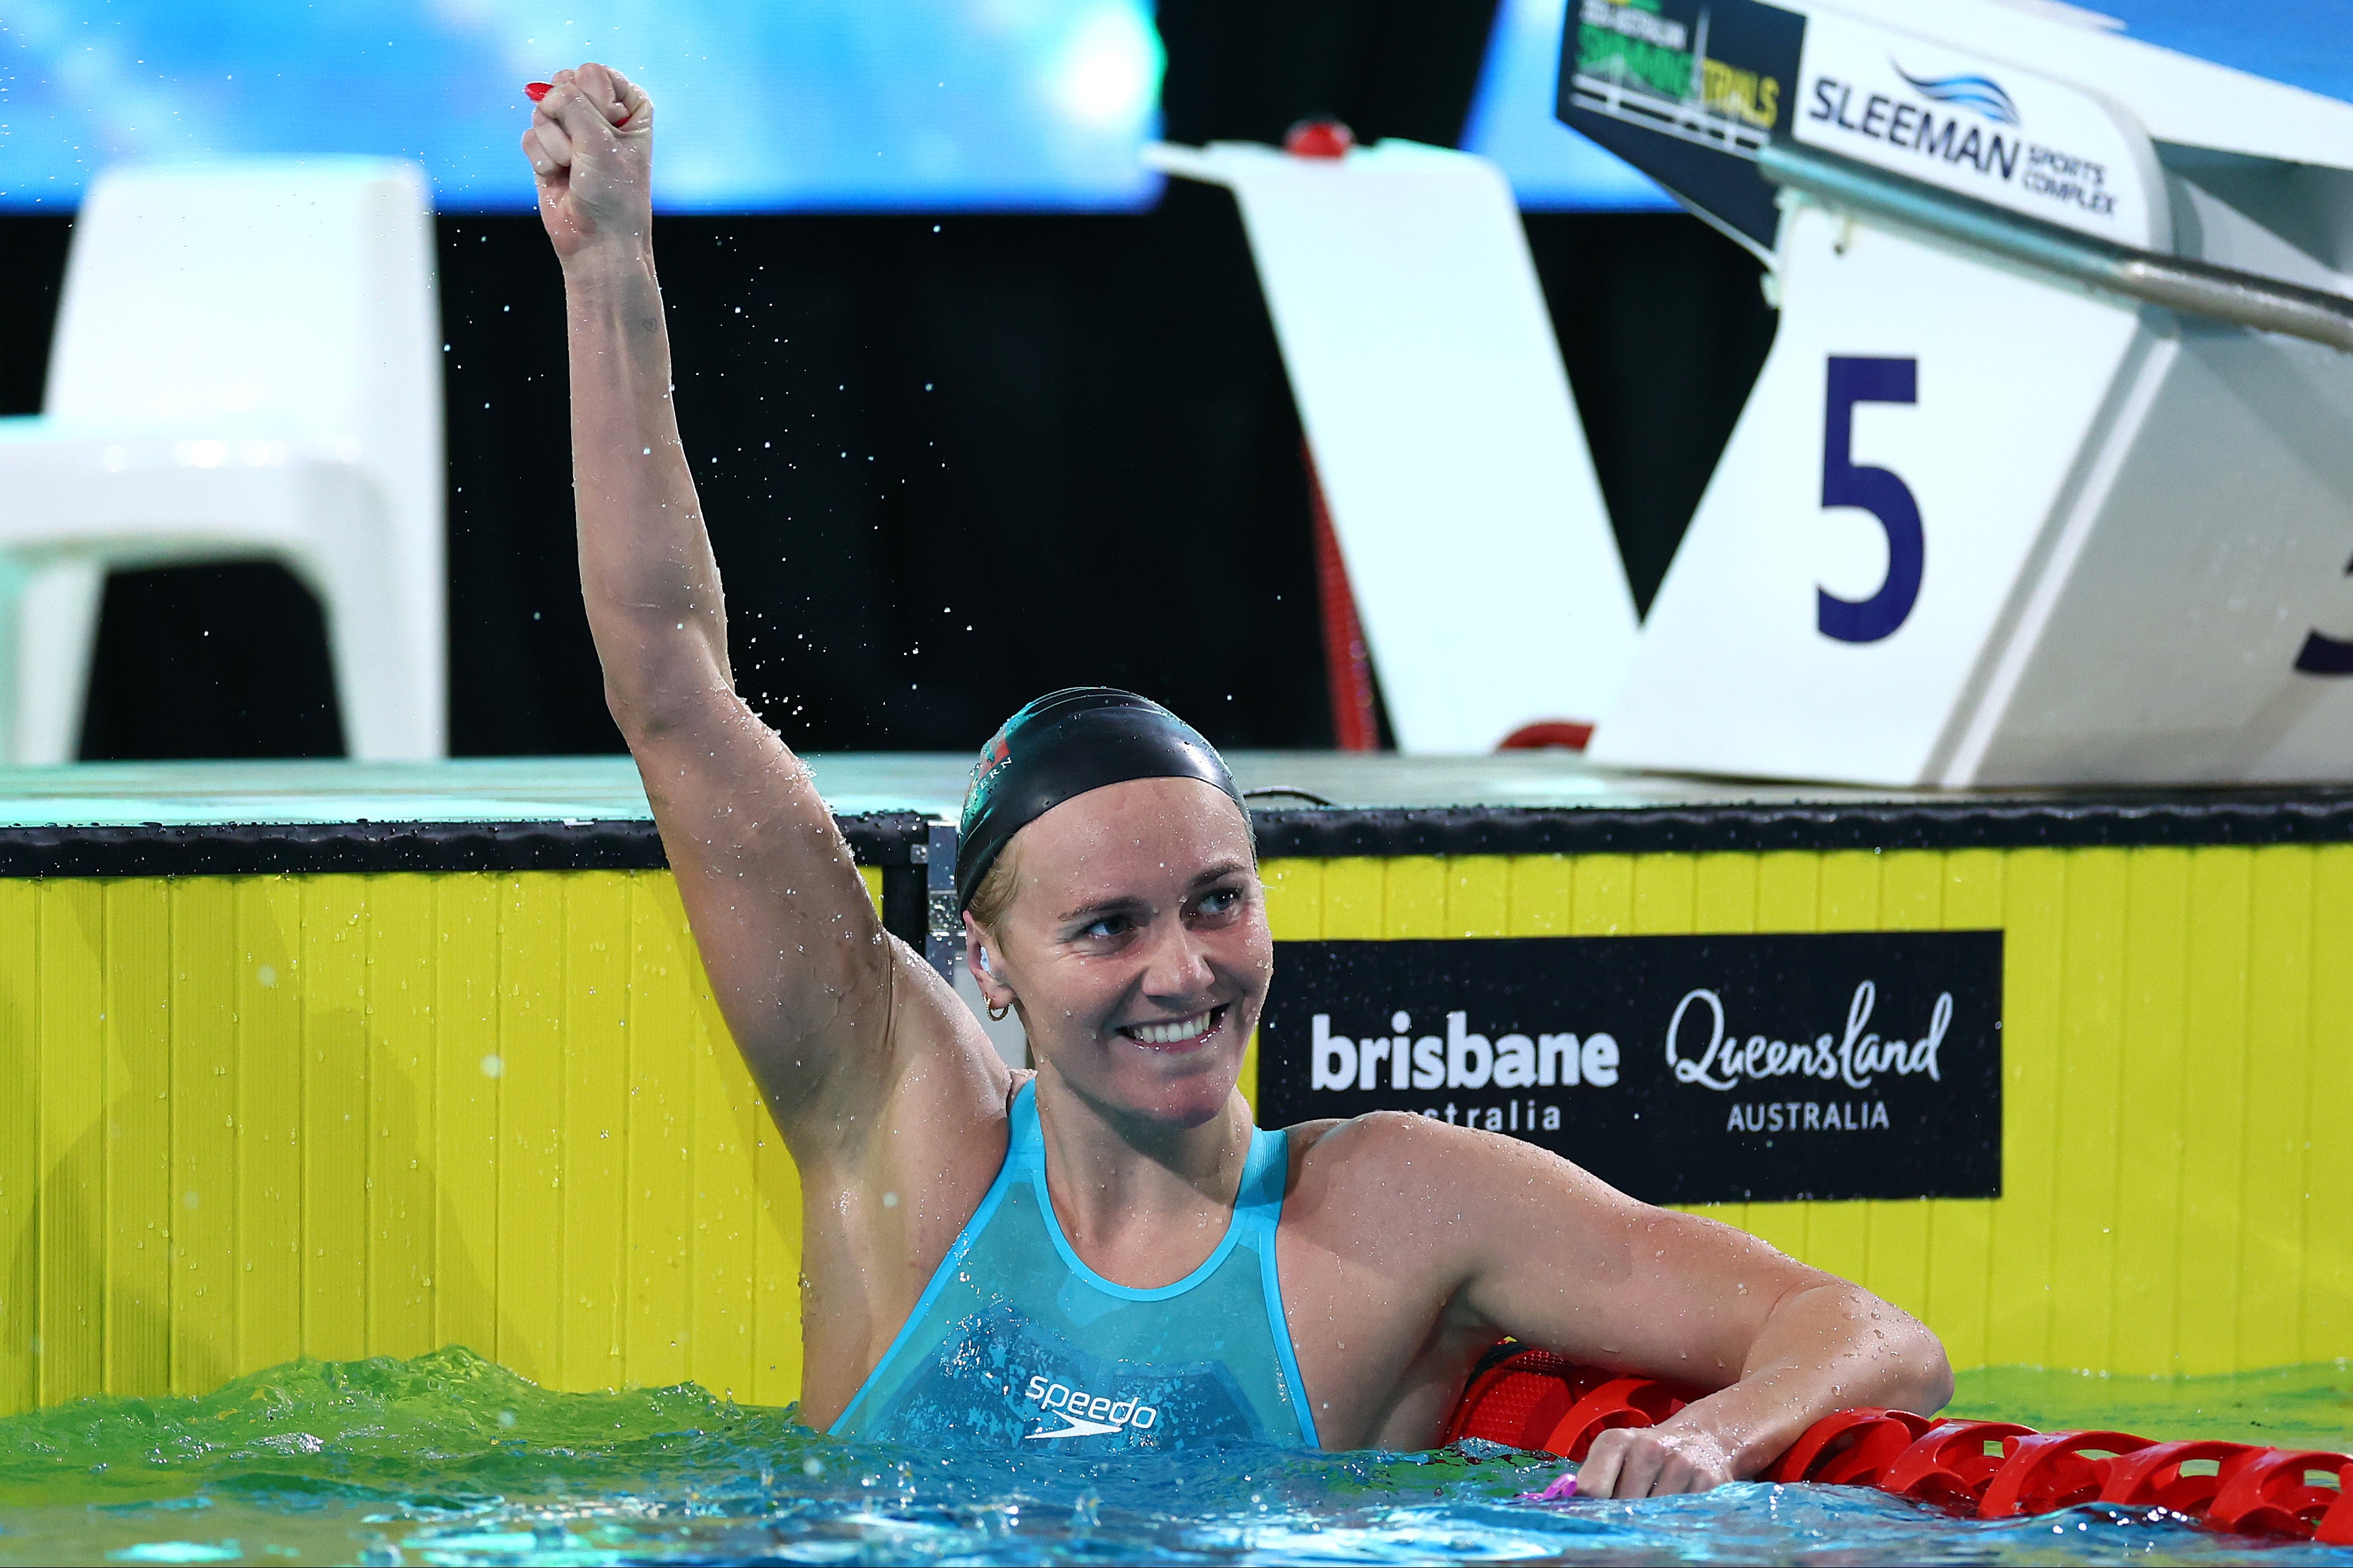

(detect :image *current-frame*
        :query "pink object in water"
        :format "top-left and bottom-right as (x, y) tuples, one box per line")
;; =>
(1523, 1471), (1578, 1502)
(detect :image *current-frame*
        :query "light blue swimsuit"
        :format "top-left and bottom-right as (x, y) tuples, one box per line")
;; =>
(829, 1081), (1320, 1451)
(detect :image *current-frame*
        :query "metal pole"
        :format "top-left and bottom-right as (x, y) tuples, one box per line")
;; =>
(1755, 140), (2353, 355)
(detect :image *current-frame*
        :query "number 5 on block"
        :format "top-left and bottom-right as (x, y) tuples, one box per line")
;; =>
(1818, 356), (1922, 646)
(1590, 192), (2353, 788)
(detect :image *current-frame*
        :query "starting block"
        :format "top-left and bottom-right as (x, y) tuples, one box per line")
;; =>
(1148, 136), (1638, 754)
(1577, 0), (2353, 785)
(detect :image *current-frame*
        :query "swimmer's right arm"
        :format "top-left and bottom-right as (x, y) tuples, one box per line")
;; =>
(524, 66), (1004, 1146)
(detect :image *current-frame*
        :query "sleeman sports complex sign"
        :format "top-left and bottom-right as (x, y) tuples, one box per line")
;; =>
(1257, 932), (2003, 1204)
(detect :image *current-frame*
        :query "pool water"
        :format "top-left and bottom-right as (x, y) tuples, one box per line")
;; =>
(1, 1349), (2347, 1566)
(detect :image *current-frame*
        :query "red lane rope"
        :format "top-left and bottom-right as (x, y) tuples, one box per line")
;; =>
(1453, 1347), (2352, 1544)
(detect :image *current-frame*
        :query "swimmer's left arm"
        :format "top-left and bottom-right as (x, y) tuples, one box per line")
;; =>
(1438, 1124), (1953, 1498)
(1568, 1265), (1951, 1501)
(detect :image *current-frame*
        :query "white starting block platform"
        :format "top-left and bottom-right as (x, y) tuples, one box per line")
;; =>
(1580, 0), (2353, 787)
(1148, 137), (1638, 756)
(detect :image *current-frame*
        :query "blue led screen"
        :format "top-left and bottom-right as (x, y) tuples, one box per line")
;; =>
(0, 0), (1164, 212)
(9, 0), (2350, 216)
(1464, 0), (2353, 210)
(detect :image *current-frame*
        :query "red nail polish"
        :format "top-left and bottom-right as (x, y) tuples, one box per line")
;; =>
(525, 82), (553, 102)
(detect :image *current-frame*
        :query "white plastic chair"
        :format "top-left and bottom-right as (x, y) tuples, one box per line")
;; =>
(0, 158), (445, 763)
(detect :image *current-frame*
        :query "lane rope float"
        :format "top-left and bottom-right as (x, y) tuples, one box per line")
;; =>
(1452, 1347), (2352, 1544)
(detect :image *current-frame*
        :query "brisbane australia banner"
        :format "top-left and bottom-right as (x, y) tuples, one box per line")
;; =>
(1256, 933), (2002, 1204)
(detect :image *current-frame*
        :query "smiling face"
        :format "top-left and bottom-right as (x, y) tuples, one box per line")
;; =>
(964, 776), (1271, 1129)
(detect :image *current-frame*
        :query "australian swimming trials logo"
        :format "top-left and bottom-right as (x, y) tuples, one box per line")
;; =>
(1023, 1375), (1161, 1440)
(1553, 0), (1807, 251)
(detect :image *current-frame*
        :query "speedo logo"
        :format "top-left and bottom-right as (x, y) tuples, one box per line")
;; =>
(1022, 1375), (1161, 1439)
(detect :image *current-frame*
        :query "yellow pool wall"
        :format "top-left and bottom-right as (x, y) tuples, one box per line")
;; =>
(1, 846), (2346, 1416)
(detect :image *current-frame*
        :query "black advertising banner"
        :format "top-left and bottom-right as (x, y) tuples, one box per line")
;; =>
(1556, 0), (1807, 252)
(1257, 932), (2001, 1204)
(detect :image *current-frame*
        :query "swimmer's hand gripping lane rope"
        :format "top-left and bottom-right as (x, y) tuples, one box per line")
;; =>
(1454, 1347), (2352, 1543)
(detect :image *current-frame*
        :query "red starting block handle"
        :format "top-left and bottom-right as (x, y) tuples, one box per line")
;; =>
(1282, 118), (1355, 159)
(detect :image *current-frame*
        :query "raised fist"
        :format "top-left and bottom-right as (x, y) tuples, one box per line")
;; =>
(521, 63), (654, 262)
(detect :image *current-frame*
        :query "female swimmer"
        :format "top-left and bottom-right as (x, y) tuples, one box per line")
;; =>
(521, 62), (1952, 1496)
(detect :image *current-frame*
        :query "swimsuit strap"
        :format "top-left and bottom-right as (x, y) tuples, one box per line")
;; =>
(1008, 1076), (1044, 1167)
(1239, 1118), (1315, 1447)
(1235, 1122), (1292, 1233)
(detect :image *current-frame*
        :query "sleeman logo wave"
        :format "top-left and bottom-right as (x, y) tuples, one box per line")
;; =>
(1892, 62), (2021, 127)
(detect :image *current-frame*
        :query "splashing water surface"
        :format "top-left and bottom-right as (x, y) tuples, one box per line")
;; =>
(1, 1349), (2348, 1565)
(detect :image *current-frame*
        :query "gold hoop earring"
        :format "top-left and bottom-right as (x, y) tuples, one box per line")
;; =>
(987, 1001), (1010, 1022)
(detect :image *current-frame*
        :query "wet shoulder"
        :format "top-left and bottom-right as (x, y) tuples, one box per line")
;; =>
(1280, 1109), (1489, 1208)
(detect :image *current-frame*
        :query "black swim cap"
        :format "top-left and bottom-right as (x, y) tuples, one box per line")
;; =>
(955, 688), (1246, 913)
